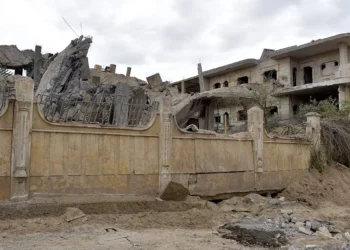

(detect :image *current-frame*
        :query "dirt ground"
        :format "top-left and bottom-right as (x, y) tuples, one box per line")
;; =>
(1, 164), (350, 250)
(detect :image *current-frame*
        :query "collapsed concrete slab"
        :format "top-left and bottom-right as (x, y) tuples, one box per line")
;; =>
(36, 36), (92, 96)
(218, 218), (288, 247)
(159, 181), (190, 201)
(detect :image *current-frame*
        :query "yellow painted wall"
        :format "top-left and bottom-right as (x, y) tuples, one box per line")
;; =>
(29, 105), (159, 195)
(0, 102), (13, 200)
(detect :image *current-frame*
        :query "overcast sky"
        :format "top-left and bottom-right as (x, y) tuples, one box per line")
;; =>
(1, 0), (349, 82)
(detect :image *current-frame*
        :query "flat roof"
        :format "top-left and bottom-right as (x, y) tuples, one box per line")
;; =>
(172, 33), (350, 86)
(273, 77), (350, 97)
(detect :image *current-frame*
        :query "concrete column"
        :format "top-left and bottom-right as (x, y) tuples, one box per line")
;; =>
(338, 84), (350, 109)
(197, 63), (207, 92)
(159, 97), (172, 193)
(33, 45), (42, 90)
(305, 112), (321, 152)
(10, 76), (34, 201)
(110, 64), (116, 74)
(279, 96), (292, 119)
(248, 106), (264, 174)
(181, 80), (185, 94)
(336, 42), (350, 78)
(126, 67), (132, 78)
(339, 42), (348, 66)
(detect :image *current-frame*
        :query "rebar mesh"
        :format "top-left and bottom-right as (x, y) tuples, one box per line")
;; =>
(37, 92), (159, 128)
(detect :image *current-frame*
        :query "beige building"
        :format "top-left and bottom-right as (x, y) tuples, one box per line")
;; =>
(172, 33), (350, 127)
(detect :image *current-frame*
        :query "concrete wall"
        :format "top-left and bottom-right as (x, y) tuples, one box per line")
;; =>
(29, 106), (160, 196)
(0, 102), (13, 200)
(208, 58), (292, 89)
(0, 78), (314, 200)
(297, 50), (339, 84)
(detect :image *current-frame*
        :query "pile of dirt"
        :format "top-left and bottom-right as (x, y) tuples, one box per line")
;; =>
(282, 163), (350, 207)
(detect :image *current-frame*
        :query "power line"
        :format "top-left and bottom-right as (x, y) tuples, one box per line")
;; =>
(62, 17), (79, 37)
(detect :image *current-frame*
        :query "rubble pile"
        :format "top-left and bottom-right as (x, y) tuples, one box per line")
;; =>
(215, 193), (350, 249)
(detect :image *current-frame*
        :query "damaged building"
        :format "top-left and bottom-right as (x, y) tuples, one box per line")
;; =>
(171, 33), (350, 132)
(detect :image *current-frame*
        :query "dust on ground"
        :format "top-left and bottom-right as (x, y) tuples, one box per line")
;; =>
(1, 164), (350, 250)
(282, 163), (350, 208)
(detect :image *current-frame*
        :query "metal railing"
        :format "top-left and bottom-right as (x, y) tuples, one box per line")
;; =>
(37, 92), (159, 128)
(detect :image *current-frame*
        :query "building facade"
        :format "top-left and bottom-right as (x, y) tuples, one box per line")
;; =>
(172, 33), (350, 126)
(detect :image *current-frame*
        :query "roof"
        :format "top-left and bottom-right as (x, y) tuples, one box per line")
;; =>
(271, 33), (350, 59)
(172, 33), (350, 86)
(171, 59), (258, 86)
(0, 45), (33, 68)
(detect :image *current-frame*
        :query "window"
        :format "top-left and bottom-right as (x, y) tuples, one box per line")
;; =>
(292, 67), (297, 86)
(223, 81), (229, 87)
(321, 64), (326, 70)
(214, 83), (221, 89)
(263, 70), (277, 81)
(237, 76), (249, 85)
(237, 110), (247, 121)
(303, 66), (313, 84)
(214, 113), (221, 123)
(335, 61), (339, 66)
(224, 112), (229, 124)
(268, 106), (278, 116)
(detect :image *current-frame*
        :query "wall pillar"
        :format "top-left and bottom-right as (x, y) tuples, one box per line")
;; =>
(338, 84), (350, 109)
(248, 106), (264, 190)
(197, 63), (209, 92)
(336, 42), (350, 78)
(279, 95), (292, 119)
(10, 76), (34, 201)
(181, 80), (185, 94)
(159, 97), (172, 193)
(305, 112), (321, 152)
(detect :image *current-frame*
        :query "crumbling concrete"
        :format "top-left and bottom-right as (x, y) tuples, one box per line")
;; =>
(218, 217), (288, 247)
(147, 73), (162, 89)
(36, 36), (92, 96)
(66, 207), (86, 222)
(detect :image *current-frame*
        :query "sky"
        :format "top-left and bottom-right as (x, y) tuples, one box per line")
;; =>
(1, 0), (350, 82)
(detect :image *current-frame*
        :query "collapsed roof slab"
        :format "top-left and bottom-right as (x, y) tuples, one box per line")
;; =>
(0, 45), (33, 68)
(273, 77), (350, 97)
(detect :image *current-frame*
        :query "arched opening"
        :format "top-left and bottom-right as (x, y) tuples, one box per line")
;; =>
(223, 81), (229, 87)
(214, 83), (221, 89)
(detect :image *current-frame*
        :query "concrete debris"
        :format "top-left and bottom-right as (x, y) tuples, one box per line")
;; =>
(305, 221), (312, 230)
(36, 36), (92, 96)
(295, 222), (304, 228)
(0, 45), (32, 68)
(344, 232), (350, 241)
(298, 227), (313, 235)
(146, 73), (162, 89)
(206, 201), (218, 211)
(218, 217), (288, 247)
(159, 181), (190, 201)
(281, 209), (294, 215)
(343, 242), (350, 250)
(311, 219), (323, 231)
(66, 207), (86, 222)
(279, 196), (286, 202)
(334, 233), (343, 240)
(315, 231), (332, 239)
(184, 124), (199, 132)
(184, 196), (206, 205)
(305, 245), (318, 249)
(318, 226), (332, 238)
